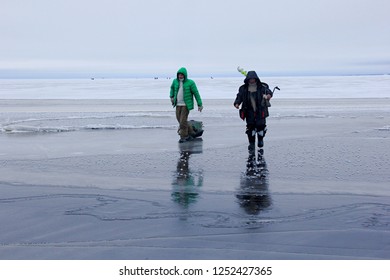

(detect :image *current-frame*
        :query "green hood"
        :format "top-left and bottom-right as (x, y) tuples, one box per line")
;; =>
(177, 67), (188, 81)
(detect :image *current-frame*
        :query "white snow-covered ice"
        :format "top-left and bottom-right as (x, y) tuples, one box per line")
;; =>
(1, 75), (390, 99)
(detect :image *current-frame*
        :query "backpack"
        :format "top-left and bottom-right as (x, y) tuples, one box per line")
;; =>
(188, 120), (203, 138)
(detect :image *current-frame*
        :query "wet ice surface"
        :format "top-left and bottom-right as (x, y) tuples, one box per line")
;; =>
(1, 98), (390, 259)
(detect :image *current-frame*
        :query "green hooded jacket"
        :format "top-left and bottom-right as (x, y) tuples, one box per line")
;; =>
(170, 67), (202, 110)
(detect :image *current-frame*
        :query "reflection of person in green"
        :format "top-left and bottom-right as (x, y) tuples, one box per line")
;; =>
(171, 150), (203, 208)
(236, 152), (271, 215)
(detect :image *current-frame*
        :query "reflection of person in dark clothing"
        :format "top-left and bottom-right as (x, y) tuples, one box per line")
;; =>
(234, 71), (273, 152)
(236, 152), (271, 215)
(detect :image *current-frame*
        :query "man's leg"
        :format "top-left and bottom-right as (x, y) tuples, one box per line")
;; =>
(245, 111), (256, 152)
(246, 125), (256, 152)
(176, 106), (190, 140)
(256, 123), (267, 148)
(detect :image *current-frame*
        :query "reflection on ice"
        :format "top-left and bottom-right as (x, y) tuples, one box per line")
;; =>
(236, 150), (271, 215)
(171, 139), (203, 208)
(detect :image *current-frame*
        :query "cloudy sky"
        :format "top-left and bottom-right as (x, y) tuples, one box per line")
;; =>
(1, 0), (389, 78)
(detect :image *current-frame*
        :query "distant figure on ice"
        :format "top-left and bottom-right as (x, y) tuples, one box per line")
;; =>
(234, 71), (273, 152)
(170, 67), (203, 143)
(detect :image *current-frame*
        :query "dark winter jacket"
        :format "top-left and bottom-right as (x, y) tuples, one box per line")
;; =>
(234, 71), (272, 118)
(170, 67), (202, 110)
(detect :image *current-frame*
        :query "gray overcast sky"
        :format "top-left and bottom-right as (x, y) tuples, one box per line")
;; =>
(1, 0), (389, 78)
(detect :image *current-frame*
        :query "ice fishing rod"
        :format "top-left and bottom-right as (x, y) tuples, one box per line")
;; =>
(237, 66), (247, 76)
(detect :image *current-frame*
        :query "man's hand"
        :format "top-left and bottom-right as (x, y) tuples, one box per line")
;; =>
(198, 106), (203, 112)
(234, 103), (240, 109)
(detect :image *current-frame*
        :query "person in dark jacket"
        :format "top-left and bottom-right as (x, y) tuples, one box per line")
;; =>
(234, 71), (273, 152)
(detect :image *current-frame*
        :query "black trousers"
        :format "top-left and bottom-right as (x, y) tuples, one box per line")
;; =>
(245, 110), (267, 144)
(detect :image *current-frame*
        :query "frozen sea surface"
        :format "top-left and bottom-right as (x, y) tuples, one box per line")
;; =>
(0, 76), (390, 259)
(1, 75), (390, 99)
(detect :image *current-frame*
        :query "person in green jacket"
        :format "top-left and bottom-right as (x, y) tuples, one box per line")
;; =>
(170, 67), (203, 143)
